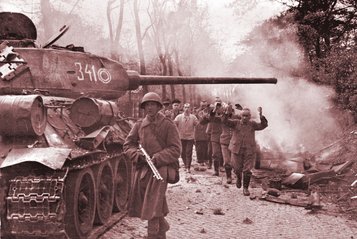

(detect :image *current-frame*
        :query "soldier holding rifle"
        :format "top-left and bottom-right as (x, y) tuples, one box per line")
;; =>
(124, 92), (181, 239)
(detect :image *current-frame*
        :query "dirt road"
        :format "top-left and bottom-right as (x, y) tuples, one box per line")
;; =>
(99, 164), (357, 239)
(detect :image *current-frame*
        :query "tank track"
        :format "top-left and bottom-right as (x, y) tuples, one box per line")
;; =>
(6, 172), (67, 237)
(1, 152), (130, 238)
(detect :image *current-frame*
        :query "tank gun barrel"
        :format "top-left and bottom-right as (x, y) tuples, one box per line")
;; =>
(129, 73), (277, 86)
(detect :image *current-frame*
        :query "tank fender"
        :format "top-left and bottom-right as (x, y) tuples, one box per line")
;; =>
(0, 147), (71, 170)
(75, 126), (111, 150)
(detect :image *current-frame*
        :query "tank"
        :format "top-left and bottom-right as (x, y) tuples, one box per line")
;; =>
(0, 12), (277, 238)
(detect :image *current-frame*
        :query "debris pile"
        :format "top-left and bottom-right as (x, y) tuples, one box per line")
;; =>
(254, 128), (357, 219)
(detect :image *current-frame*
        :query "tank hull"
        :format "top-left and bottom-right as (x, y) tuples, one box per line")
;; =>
(0, 95), (133, 239)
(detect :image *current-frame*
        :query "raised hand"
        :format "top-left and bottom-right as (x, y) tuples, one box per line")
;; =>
(257, 107), (262, 117)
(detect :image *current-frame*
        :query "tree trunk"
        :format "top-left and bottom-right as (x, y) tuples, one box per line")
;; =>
(159, 54), (167, 99)
(114, 0), (125, 45)
(40, 0), (53, 40)
(174, 50), (186, 103)
(134, 0), (148, 94)
(106, 0), (124, 60)
(168, 55), (175, 100)
(107, 1), (114, 49)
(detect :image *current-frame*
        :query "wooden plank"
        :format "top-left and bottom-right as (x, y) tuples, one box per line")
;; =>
(89, 212), (127, 239)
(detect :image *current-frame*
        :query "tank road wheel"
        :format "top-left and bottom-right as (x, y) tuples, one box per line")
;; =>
(94, 162), (114, 225)
(65, 168), (96, 239)
(113, 157), (130, 212)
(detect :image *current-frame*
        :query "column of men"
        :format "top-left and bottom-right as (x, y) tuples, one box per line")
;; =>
(161, 96), (268, 196)
(199, 98), (268, 196)
(124, 93), (268, 238)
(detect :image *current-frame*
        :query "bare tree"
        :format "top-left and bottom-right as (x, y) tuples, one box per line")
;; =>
(174, 49), (186, 103)
(144, 0), (218, 103)
(133, 0), (148, 94)
(40, 0), (54, 39)
(107, 0), (125, 60)
(146, 0), (171, 99)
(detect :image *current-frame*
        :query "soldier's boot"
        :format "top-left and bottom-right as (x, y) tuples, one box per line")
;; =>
(235, 171), (242, 188)
(243, 171), (252, 196)
(213, 161), (219, 176)
(207, 159), (212, 169)
(225, 165), (232, 184)
(147, 217), (160, 239)
(157, 217), (170, 239)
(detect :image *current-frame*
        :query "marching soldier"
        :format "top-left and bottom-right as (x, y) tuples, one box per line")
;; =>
(160, 98), (172, 118)
(223, 107), (268, 196)
(200, 98), (224, 176)
(194, 100), (210, 166)
(170, 99), (182, 120)
(124, 92), (181, 239)
(220, 103), (241, 184)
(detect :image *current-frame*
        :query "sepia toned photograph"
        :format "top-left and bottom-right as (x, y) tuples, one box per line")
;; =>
(0, 0), (356, 238)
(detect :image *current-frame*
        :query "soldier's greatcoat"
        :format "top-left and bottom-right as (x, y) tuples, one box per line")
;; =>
(227, 117), (268, 154)
(123, 112), (181, 220)
(224, 116), (268, 171)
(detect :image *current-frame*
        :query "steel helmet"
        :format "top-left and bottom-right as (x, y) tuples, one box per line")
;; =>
(140, 92), (163, 109)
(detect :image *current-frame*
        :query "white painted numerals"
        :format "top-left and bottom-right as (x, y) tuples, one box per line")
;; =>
(75, 62), (112, 84)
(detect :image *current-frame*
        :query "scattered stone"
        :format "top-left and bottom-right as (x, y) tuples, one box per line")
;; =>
(213, 208), (225, 215)
(199, 228), (206, 233)
(243, 217), (253, 224)
(267, 188), (281, 197)
(186, 176), (197, 183)
(291, 192), (297, 199)
(195, 208), (204, 215)
(249, 195), (257, 200)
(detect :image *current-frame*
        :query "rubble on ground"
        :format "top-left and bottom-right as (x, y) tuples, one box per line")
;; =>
(253, 128), (357, 220)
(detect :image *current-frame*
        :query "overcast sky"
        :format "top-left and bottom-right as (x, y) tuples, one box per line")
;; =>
(205, 0), (286, 59)
(1, 0), (285, 59)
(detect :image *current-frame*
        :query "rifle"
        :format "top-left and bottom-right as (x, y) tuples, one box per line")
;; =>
(138, 144), (163, 181)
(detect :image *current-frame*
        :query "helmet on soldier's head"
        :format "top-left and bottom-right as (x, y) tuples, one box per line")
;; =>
(140, 92), (163, 109)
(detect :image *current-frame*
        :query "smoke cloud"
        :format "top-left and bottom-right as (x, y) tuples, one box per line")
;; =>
(195, 20), (343, 154)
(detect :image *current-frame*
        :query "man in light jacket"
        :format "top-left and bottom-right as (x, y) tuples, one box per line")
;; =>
(174, 103), (198, 173)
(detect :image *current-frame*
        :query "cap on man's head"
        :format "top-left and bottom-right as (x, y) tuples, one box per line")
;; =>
(163, 98), (171, 105)
(241, 108), (251, 116)
(200, 100), (208, 107)
(183, 103), (190, 108)
(172, 99), (181, 104)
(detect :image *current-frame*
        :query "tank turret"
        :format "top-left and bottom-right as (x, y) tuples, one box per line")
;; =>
(0, 43), (276, 99)
(0, 12), (277, 239)
(0, 12), (276, 100)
